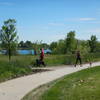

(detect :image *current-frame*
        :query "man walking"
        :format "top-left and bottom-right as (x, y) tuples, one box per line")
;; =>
(75, 50), (82, 67)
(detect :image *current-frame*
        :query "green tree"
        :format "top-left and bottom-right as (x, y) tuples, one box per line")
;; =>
(0, 19), (18, 61)
(18, 41), (25, 48)
(65, 31), (77, 53)
(88, 35), (97, 53)
(50, 42), (57, 50)
(76, 40), (90, 54)
(25, 41), (33, 49)
(54, 40), (66, 54)
(0, 30), (2, 50)
(95, 41), (100, 52)
(41, 43), (49, 49)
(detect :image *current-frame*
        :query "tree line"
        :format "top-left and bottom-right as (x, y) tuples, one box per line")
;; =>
(0, 19), (100, 61)
(50, 31), (100, 54)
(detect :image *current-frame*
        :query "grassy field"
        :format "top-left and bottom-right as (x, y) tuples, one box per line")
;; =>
(0, 52), (100, 83)
(0, 55), (33, 82)
(22, 66), (100, 100)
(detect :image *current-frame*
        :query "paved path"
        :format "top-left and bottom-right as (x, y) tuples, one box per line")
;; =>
(0, 62), (100, 100)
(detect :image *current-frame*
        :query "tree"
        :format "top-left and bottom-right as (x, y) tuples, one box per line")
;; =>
(54, 40), (66, 54)
(18, 41), (25, 48)
(25, 41), (33, 49)
(41, 43), (49, 49)
(88, 35), (97, 53)
(49, 42), (57, 50)
(95, 42), (100, 52)
(65, 31), (77, 53)
(0, 30), (2, 41)
(0, 19), (18, 61)
(0, 30), (1, 51)
(77, 40), (90, 54)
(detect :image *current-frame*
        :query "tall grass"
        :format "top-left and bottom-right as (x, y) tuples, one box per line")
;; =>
(0, 52), (100, 83)
(0, 55), (34, 82)
(45, 52), (100, 66)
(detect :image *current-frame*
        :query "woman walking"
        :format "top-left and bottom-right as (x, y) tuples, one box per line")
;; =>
(39, 48), (46, 67)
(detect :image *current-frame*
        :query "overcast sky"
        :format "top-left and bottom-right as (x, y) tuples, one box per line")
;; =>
(0, 0), (100, 43)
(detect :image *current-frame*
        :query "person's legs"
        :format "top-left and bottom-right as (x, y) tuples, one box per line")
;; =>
(75, 58), (78, 67)
(79, 58), (82, 67)
(40, 57), (46, 67)
(41, 61), (46, 67)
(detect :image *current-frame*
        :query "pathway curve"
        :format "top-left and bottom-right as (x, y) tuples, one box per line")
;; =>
(0, 62), (100, 100)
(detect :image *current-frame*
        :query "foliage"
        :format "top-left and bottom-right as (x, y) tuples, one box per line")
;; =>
(49, 42), (57, 50)
(0, 52), (100, 83)
(88, 35), (97, 53)
(49, 32), (100, 55)
(0, 55), (34, 82)
(0, 19), (18, 61)
(76, 40), (90, 54)
(18, 41), (33, 49)
(0, 60), (32, 82)
(65, 31), (77, 53)
(51, 40), (66, 54)
(95, 42), (100, 52)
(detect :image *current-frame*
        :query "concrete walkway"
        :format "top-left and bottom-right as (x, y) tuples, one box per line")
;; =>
(0, 62), (100, 100)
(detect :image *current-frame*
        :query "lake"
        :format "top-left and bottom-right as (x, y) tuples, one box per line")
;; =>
(0, 49), (52, 55)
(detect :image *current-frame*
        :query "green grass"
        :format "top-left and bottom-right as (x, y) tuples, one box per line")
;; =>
(0, 55), (34, 82)
(0, 52), (100, 83)
(45, 53), (100, 66)
(0, 61), (32, 82)
(22, 66), (100, 100)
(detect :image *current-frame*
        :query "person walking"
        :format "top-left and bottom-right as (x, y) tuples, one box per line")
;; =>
(75, 50), (82, 67)
(40, 48), (44, 61)
(39, 48), (46, 67)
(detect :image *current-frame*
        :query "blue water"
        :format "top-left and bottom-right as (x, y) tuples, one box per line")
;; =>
(18, 50), (34, 55)
(0, 49), (52, 55)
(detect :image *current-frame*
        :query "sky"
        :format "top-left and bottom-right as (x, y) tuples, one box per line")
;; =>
(0, 0), (100, 43)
